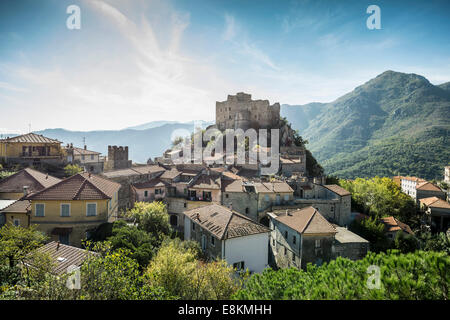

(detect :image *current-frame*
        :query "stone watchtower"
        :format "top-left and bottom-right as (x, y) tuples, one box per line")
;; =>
(215, 92), (280, 131)
(105, 145), (132, 171)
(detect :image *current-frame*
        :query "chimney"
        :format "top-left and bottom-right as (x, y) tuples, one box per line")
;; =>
(23, 186), (29, 197)
(56, 241), (60, 251)
(84, 145), (87, 150)
(45, 173), (48, 180)
(196, 213), (200, 222)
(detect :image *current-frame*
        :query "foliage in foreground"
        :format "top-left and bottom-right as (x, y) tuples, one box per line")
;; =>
(233, 250), (449, 300)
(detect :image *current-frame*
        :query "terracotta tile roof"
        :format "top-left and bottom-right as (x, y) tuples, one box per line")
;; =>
(184, 203), (270, 240)
(190, 175), (221, 190)
(420, 197), (450, 209)
(275, 207), (337, 235)
(31, 241), (99, 275)
(0, 168), (61, 193)
(254, 182), (293, 193)
(131, 165), (165, 175)
(132, 178), (169, 189)
(221, 171), (246, 181)
(0, 200), (18, 211)
(380, 216), (414, 235)
(280, 157), (301, 164)
(26, 172), (120, 200)
(0, 200), (31, 213)
(419, 196), (441, 206)
(416, 181), (442, 192)
(0, 132), (61, 144)
(400, 176), (426, 183)
(323, 184), (351, 196)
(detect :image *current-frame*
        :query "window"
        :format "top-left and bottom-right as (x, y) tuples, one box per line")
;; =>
(60, 204), (70, 217)
(144, 191), (148, 198)
(315, 239), (321, 248)
(284, 231), (288, 239)
(265, 195), (269, 201)
(293, 235), (296, 244)
(331, 206), (334, 212)
(201, 235), (207, 251)
(81, 155), (85, 160)
(86, 203), (97, 216)
(245, 208), (249, 214)
(155, 188), (162, 195)
(91, 155), (94, 160)
(284, 247), (287, 255)
(292, 253), (295, 262)
(184, 202), (187, 208)
(13, 219), (20, 227)
(210, 236), (215, 246)
(284, 195), (289, 201)
(170, 215), (178, 226)
(192, 222), (196, 231)
(225, 194), (229, 198)
(35, 204), (45, 217)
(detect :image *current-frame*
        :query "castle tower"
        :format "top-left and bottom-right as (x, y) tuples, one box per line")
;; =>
(105, 145), (132, 171)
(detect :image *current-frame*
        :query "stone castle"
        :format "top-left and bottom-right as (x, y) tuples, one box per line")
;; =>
(215, 92), (280, 131)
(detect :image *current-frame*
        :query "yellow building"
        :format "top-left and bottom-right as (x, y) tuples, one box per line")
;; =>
(24, 172), (121, 247)
(0, 132), (64, 165)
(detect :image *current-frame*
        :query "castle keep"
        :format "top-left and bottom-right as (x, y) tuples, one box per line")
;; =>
(215, 92), (280, 131)
(104, 145), (132, 171)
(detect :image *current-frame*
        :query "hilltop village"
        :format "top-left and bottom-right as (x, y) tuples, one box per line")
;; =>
(0, 93), (449, 275)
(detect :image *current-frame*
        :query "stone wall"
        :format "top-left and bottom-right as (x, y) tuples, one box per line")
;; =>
(215, 92), (280, 131)
(105, 146), (132, 171)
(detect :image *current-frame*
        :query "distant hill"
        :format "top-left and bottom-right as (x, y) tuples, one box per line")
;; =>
(281, 70), (450, 180)
(125, 120), (213, 131)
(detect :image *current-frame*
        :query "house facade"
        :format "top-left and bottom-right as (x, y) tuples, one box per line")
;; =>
(268, 207), (337, 269)
(183, 203), (270, 273)
(0, 133), (65, 166)
(25, 172), (121, 247)
(419, 196), (450, 233)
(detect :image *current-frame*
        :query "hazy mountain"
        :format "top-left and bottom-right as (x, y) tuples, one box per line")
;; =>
(35, 123), (197, 163)
(282, 70), (450, 180)
(125, 120), (213, 130)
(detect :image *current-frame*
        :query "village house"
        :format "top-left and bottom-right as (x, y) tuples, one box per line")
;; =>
(24, 172), (121, 247)
(379, 216), (414, 240)
(419, 196), (450, 233)
(0, 168), (61, 200)
(282, 179), (353, 227)
(101, 164), (165, 210)
(398, 176), (445, 205)
(444, 166), (450, 184)
(0, 133), (65, 166)
(268, 207), (337, 269)
(183, 203), (270, 273)
(332, 226), (369, 260)
(64, 144), (104, 174)
(29, 241), (99, 278)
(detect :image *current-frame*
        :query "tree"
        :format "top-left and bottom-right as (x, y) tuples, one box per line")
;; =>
(146, 239), (241, 299)
(394, 231), (419, 253)
(349, 217), (390, 253)
(127, 202), (172, 243)
(0, 225), (47, 267)
(64, 164), (83, 176)
(106, 220), (157, 269)
(339, 177), (418, 227)
(234, 250), (449, 300)
(80, 243), (169, 300)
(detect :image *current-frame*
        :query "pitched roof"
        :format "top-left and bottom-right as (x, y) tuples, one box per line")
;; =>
(416, 181), (442, 192)
(323, 184), (351, 196)
(275, 207), (337, 235)
(102, 165), (164, 178)
(31, 241), (99, 275)
(0, 168), (61, 193)
(132, 178), (169, 189)
(334, 226), (369, 244)
(222, 179), (244, 192)
(221, 171), (246, 181)
(26, 172), (120, 201)
(160, 168), (181, 180)
(0, 200), (31, 213)
(254, 182), (293, 193)
(184, 203), (270, 240)
(400, 176), (426, 183)
(420, 197), (450, 209)
(190, 175), (221, 190)
(380, 216), (414, 235)
(70, 147), (101, 155)
(0, 200), (18, 211)
(0, 132), (61, 144)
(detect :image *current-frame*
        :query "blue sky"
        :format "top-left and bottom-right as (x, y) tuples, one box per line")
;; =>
(0, 0), (449, 132)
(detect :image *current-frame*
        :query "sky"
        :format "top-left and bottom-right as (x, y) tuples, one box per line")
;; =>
(0, 0), (449, 133)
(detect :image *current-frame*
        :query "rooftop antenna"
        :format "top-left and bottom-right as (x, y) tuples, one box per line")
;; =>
(28, 123), (31, 133)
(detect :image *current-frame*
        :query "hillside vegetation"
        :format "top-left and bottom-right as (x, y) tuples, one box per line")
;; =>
(282, 71), (450, 180)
